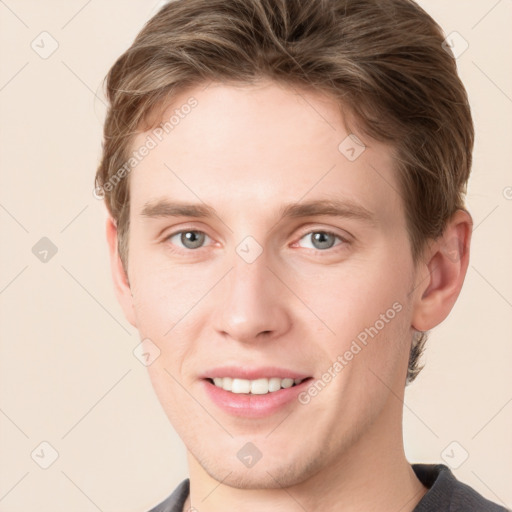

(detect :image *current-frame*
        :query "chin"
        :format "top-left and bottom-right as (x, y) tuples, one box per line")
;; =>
(196, 448), (324, 490)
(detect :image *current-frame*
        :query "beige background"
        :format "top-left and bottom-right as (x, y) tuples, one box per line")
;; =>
(0, 1), (511, 510)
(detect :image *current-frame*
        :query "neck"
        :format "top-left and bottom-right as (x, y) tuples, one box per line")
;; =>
(184, 393), (427, 512)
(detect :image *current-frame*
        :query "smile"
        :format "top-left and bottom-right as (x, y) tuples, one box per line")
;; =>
(209, 377), (307, 395)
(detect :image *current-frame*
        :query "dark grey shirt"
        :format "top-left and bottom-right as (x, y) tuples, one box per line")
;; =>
(148, 463), (510, 511)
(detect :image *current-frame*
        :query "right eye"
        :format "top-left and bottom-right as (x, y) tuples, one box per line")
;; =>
(166, 230), (212, 250)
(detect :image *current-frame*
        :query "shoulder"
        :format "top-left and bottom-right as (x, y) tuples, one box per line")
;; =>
(412, 463), (510, 512)
(147, 479), (190, 512)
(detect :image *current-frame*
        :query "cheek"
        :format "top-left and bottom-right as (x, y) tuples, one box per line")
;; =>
(298, 257), (410, 338)
(145, 363), (190, 432)
(296, 251), (413, 383)
(128, 254), (226, 378)
(128, 250), (214, 334)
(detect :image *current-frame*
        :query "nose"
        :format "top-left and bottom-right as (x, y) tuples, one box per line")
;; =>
(213, 251), (292, 344)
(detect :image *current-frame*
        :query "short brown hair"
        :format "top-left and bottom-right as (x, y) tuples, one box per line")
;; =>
(95, 0), (474, 384)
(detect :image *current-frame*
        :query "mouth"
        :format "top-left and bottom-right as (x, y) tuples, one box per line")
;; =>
(200, 369), (314, 418)
(206, 376), (310, 395)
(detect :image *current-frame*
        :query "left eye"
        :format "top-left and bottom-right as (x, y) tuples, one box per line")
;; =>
(297, 231), (344, 250)
(167, 230), (211, 250)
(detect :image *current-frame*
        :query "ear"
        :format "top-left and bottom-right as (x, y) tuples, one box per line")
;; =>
(105, 216), (137, 328)
(411, 209), (473, 331)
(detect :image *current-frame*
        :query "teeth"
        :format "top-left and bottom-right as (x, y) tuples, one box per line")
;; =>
(222, 377), (233, 391)
(211, 377), (305, 394)
(268, 377), (281, 392)
(231, 378), (251, 394)
(281, 378), (294, 388)
(251, 378), (268, 395)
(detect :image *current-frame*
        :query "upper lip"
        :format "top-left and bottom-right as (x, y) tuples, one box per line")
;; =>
(200, 366), (311, 381)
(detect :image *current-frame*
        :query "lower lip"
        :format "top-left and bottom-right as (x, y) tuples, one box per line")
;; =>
(202, 378), (313, 418)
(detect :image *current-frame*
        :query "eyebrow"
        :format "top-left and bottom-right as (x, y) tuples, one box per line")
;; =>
(140, 198), (376, 225)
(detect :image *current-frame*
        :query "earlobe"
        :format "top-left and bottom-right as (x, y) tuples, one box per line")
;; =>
(411, 209), (473, 332)
(105, 216), (137, 328)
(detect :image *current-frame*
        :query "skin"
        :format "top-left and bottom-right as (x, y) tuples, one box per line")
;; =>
(106, 79), (472, 512)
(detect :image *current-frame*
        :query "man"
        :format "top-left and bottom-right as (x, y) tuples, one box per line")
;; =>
(95, 0), (509, 510)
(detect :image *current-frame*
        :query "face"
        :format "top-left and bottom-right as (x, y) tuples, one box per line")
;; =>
(119, 80), (420, 489)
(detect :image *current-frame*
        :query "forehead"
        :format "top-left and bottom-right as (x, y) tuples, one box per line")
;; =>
(127, 80), (403, 224)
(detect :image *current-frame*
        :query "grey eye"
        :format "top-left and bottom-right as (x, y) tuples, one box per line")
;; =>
(299, 231), (340, 250)
(169, 230), (209, 249)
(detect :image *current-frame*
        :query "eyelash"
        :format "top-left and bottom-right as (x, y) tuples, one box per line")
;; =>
(163, 228), (350, 254)
(293, 229), (349, 251)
